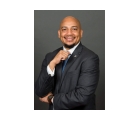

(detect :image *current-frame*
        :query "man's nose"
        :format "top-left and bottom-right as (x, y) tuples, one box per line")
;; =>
(67, 29), (72, 35)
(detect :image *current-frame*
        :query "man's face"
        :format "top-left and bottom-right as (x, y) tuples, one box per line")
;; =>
(58, 17), (83, 49)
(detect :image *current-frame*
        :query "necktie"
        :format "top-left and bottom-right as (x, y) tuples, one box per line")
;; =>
(62, 55), (71, 72)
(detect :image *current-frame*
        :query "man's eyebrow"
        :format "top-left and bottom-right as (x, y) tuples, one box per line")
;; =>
(71, 26), (78, 28)
(61, 26), (66, 28)
(61, 26), (67, 29)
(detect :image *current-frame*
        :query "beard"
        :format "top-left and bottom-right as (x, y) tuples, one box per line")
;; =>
(64, 43), (75, 49)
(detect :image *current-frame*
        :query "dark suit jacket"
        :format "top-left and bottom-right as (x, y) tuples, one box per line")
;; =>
(35, 43), (99, 110)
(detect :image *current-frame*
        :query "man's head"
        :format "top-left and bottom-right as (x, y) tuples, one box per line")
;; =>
(58, 16), (83, 49)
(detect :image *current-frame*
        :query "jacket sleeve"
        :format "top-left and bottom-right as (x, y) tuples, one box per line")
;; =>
(53, 54), (99, 109)
(35, 53), (54, 97)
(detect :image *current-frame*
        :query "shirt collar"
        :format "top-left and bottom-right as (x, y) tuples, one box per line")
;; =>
(63, 42), (80, 55)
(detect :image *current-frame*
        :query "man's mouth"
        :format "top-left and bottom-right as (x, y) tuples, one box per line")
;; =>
(64, 36), (75, 42)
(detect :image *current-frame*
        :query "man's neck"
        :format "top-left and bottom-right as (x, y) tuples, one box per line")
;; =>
(63, 42), (80, 55)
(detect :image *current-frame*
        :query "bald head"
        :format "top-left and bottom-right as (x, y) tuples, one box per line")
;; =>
(59, 16), (82, 29)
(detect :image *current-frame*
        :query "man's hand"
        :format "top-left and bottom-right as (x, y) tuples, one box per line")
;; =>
(39, 92), (53, 104)
(49, 50), (70, 71)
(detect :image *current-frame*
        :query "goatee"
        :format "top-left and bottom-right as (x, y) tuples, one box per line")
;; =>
(64, 43), (75, 49)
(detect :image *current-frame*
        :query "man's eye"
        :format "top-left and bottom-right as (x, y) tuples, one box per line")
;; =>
(62, 29), (66, 31)
(73, 28), (77, 30)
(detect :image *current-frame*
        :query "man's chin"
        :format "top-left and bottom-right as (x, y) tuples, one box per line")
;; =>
(64, 43), (75, 49)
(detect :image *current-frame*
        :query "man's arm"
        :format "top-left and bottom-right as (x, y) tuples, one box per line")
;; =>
(53, 54), (99, 109)
(35, 50), (70, 98)
(35, 53), (54, 97)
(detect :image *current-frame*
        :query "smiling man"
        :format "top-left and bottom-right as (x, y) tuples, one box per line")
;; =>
(58, 16), (83, 49)
(35, 16), (100, 110)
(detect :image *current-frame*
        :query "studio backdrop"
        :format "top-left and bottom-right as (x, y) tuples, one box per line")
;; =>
(34, 10), (105, 110)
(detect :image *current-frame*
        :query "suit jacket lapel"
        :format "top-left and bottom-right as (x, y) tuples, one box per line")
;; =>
(59, 43), (83, 91)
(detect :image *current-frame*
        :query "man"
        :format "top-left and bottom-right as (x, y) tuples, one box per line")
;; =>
(35, 16), (99, 110)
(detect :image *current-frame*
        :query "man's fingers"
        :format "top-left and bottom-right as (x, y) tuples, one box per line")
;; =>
(39, 97), (43, 101)
(60, 50), (70, 55)
(53, 50), (71, 64)
(61, 51), (70, 60)
(66, 51), (70, 55)
(63, 50), (70, 56)
(39, 97), (49, 103)
(61, 55), (68, 60)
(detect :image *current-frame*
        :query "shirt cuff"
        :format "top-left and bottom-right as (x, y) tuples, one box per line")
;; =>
(47, 65), (55, 76)
(51, 97), (54, 103)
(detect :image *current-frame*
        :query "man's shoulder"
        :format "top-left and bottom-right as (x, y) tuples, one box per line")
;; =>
(82, 45), (98, 58)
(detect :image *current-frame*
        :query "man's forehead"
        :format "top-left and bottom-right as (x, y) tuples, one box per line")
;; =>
(59, 16), (81, 29)
(60, 20), (80, 27)
(61, 19), (79, 25)
(61, 26), (78, 29)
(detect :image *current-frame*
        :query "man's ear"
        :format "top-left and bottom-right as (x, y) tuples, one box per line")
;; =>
(81, 30), (83, 37)
(58, 30), (60, 38)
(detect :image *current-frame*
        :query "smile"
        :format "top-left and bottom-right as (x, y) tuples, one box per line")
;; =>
(64, 36), (75, 42)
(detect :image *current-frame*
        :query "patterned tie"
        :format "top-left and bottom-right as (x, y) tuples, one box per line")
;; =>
(62, 55), (71, 72)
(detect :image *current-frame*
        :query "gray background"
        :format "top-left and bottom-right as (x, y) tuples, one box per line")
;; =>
(34, 10), (105, 110)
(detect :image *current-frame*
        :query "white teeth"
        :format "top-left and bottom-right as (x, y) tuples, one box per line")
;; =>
(64, 36), (75, 41)
(67, 38), (72, 39)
